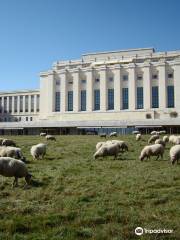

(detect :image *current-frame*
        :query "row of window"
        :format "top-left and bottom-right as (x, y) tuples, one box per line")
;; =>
(0, 95), (40, 114)
(56, 73), (174, 86)
(0, 116), (33, 122)
(55, 86), (175, 112)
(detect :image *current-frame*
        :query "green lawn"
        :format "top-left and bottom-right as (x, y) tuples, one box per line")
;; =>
(0, 135), (179, 240)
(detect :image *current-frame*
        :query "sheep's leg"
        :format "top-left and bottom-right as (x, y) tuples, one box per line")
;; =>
(156, 155), (159, 160)
(13, 177), (18, 188)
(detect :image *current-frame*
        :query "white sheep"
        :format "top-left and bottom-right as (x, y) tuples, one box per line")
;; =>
(0, 157), (31, 187)
(99, 133), (107, 138)
(159, 130), (166, 135)
(110, 140), (128, 152)
(169, 135), (180, 145)
(96, 142), (105, 151)
(139, 144), (164, 161)
(150, 131), (158, 135)
(148, 135), (159, 144)
(163, 136), (169, 143)
(93, 142), (120, 159)
(136, 133), (141, 141)
(0, 146), (25, 161)
(132, 131), (140, 134)
(109, 132), (117, 137)
(40, 132), (46, 137)
(2, 139), (16, 147)
(46, 135), (56, 141)
(155, 139), (166, 147)
(169, 145), (180, 164)
(30, 143), (46, 160)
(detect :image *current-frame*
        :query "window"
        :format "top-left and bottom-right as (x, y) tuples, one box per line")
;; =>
(68, 81), (73, 84)
(108, 89), (114, 110)
(20, 96), (23, 112)
(137, 74), (143, 80)
(36, 95), (40, 112)
(25, 96), (29, 112)
(152, 74), (158, 79)
(122, 88), (129, 109)
(56, 80), (60, 85)
(9, 97), (12, 113)
(81, 90), (86, 111)
(55, 92), (60, 112)
(168, 73), (173, 79)
(167, 86), (174, 108)
(30, 117), (33, 121)
(95, 78), (100, 83)
(68, 91), (73, 111)
(152, 86), (159, 108)
(26, 117), (28, 121)
(94, 89), (100, 110)
(109, 77), (113, 82)
(19, 117), (21, 121)
(123, 75), (128, 81)
(136, 87), (143, 109)
(14, 96), (17, 113)
(31, 95), (34, 112)
(81, 80), (86, 84)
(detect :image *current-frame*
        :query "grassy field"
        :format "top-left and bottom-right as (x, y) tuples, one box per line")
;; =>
(0, 135), (179, 240)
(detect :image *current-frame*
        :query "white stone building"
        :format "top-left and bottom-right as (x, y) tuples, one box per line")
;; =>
(0, 47), (180, 134)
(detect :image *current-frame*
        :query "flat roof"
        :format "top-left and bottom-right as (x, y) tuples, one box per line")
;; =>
(0, 89), (40, 95)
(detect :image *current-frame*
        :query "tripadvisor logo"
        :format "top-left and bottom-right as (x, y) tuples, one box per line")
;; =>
(135, 227), (173, 235)
(135, 227), (143, 236)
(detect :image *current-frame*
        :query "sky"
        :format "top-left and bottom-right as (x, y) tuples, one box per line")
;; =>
(0, 0), (180, 91)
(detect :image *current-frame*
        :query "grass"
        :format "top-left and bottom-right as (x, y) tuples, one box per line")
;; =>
(0, 135), (179, 240)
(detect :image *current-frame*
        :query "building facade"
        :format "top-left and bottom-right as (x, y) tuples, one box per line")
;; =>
(1, 48), (180, 134)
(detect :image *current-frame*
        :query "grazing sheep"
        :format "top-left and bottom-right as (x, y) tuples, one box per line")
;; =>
(132, 131), (140, 134)
(0, 157), (31, 187)
(110, 140), (128, 152)
(45, 135), (56, 141)
(139, 144), (164, 161)
(148, 135), (159, 144)
(93, 142), (120, 159)
(150, 131), (158, 135)
(155, 139), (166, 147)
(169, 135), (180, 145)
(30, 143), (46, 160)
(2, 139), (16, 147)
(159, 130), (166, 135)
(136, 133), (141, 141)
(169, 145), (180, 164)
(163, 136), (169, 143)
(96, 142), (105, 151)
(99, 133), (107, 138)
(40, 132), (46, 137)
(0, 147), (25, 161)
(109, 132), (117, 137)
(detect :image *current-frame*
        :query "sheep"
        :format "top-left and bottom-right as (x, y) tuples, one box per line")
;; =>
(99, 133), (107, 138)
(0, 138), (4, 145)
(136, 133), (141, 141)
(159, 130), (166, 135)
(30, 143), (46, 160)
(96, 142), (105, 151)
(45, 135), (56, 141)
(163, 135), (169, 143)
(139, 144), (164, 161)
(132, 130), (140, 135)
(155, 139), (166, 147)
(169, 145), (180, 164)
(150, 131), (158, 135)
(2, 139), (16, 147)
(0, 147), (26, 161)
(148, 135), (159, 144)
(93, 142), (120, 159)
(110, 140), (128, 152)
(40, 132), (46, 137)
(109, 132), (117, 137)
(0, 157), (31, 187)
(169, 135), (180, 145)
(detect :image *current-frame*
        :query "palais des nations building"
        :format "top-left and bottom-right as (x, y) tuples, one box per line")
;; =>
(0, 47), (180, 135)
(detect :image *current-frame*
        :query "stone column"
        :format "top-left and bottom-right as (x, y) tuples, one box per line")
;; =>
(143, 63), (151, 110)
(60, 70), (67, 112)
(34, 95), (37, 114)
(23, 95), (26, 113)
(128, 64), (136, 110)
(7, 96), (9, 113)
(17, 96), (20, 114)
(100, 66), (107, 111)
(1, 97), (4, 114)
(86, 68), (93, 112)
(114, 65), (121, 111)
(158, 62), (166, 109)
(73, 69), (80, 112)
(28, 95), (31, 113)
(173, 61), (180, 109)
(12, 96), (15, 114)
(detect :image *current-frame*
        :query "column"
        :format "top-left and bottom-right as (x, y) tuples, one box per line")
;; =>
(17, 96), (20, 114)
(100, 66), (107, 111)
(23, 95), (26, 113)
(114, 65), (121, 111)
(60, 71), (67, 112)
(34, 95), (37, 113)
(73, 69), (80, 112)
(7, 96), (9, 113)
(12, 96), (15, 114)
(128, 64), (136, 110)
(143, 64), (151, 110)
(173, 62), (180, 109)
(158, 62), (166, 109)
(28, 95), (31, 114)
(1, 97), (4, 114)
(86, 68), (93, 112)
(47, 72), (55, 113)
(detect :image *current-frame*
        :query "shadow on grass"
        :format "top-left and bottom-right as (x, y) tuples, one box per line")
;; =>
(30, 179), (47, 188)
